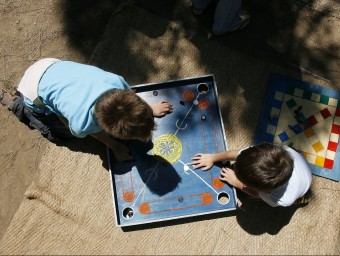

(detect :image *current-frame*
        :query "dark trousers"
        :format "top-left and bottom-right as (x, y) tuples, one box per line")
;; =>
(9, 92), (74, 142)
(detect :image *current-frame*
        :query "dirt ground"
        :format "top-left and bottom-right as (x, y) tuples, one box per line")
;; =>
(0, 0), (339, 249)
(0, 0), (120, 240)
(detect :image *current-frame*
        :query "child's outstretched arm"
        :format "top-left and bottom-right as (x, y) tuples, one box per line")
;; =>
(90, 131), (133, 162)
(190, 150), (240, 171)
(150, 100), (173, 117)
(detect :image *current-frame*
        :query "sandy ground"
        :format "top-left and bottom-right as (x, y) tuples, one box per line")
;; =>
(0, 0), (119, 240)
(0, 0), (339, 250)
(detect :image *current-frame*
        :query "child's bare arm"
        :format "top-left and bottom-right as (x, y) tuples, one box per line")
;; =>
(190, 150), (240, 171)
(90, 132), (133, 162)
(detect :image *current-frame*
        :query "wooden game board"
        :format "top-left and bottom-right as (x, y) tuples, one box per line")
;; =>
(107, 75), (237, 227)
(255, 73), (340, 181)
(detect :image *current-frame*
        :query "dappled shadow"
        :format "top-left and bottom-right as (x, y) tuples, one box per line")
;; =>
(136, 0), (338, 83)
(59, 0), (338, 82)
(57, 0), (338, 235)
(212, 0), (339, 83)
(58, 0), (120, 57)
(88, 3), (188, 85)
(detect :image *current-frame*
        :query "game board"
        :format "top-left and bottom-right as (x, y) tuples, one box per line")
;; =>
(107, 75), (237, 227)
(255, 73), (340, 181)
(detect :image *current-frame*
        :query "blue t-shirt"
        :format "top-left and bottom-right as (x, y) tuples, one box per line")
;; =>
(24, 61), (130, 138)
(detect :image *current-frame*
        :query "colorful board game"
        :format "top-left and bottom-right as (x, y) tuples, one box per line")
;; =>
(255, 73), (340, 181)
(107, 75), (237, 227)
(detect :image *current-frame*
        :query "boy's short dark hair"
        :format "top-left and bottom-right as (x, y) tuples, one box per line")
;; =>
(94, 89), (156, 140)
(234, 143), (294, 191)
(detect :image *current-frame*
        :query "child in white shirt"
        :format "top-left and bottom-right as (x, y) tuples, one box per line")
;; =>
(191, 143), (312, 207)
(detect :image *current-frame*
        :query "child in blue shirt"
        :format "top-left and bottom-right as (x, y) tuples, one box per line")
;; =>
(1, 58), (172, 161)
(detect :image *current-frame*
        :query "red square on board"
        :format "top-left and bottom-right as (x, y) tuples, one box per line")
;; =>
(331, 124), (340, 135)
(320, 108), (331, 119)
(324, 159), (334, 169)
(328, 141), (338, 151)
(307, 116), (318, 126)
(335, 108), (340, 117)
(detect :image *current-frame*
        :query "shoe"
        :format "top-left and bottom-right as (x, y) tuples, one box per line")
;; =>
(0, 91), (11, 106)
(211, 11), (250, 36)
(212, 10), (250, 36)
(192, 6), (205, 16)
(294, 189), (312, 205)
(229, 11), (250, 32)
(0, 91), (17, 110)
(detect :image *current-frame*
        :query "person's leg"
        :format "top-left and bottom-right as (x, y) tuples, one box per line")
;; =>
(192, 0), (211, 15)
(2, 91), (74, 142)
(36, 112), (75, 140)
(212, 0), (241, 34)
(212, 0), (249, 34)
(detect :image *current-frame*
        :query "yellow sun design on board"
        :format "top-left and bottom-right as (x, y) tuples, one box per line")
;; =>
(152, 134), (182, 163)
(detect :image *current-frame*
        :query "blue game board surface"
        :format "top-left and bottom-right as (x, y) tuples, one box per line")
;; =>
(255, 73), (340, 181)
(108, 75), (237, 227)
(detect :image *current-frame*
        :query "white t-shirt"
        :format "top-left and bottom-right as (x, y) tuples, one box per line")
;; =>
(259, 146), (312, 207)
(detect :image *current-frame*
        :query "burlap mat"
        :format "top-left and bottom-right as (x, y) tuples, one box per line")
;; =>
(1, 5), (339, 255)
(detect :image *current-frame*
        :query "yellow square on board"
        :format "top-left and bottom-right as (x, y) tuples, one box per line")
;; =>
(315, 156), (325, 167)
(304, 128), (314, 138)
(313, 141), (324, 152)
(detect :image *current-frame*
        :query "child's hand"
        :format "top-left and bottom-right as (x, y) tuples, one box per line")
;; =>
(151, 100), (173, 117)
(190, 153), (214, 171)
(220, 167), (243, 189)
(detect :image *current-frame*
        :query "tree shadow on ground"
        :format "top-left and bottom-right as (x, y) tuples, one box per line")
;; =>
(59, 0), (338, 82)
(134, 0), (338, 83)
(214, 0), (338, 83)
(57, 0), (334, 235)
(58, 0), (120, 57)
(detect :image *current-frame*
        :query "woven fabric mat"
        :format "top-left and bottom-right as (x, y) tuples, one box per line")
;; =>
(1, 5), (339, 255)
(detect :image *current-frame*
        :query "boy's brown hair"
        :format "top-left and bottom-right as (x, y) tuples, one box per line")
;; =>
(234, 143), (293, 191)
(94, 89), (156, 140)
